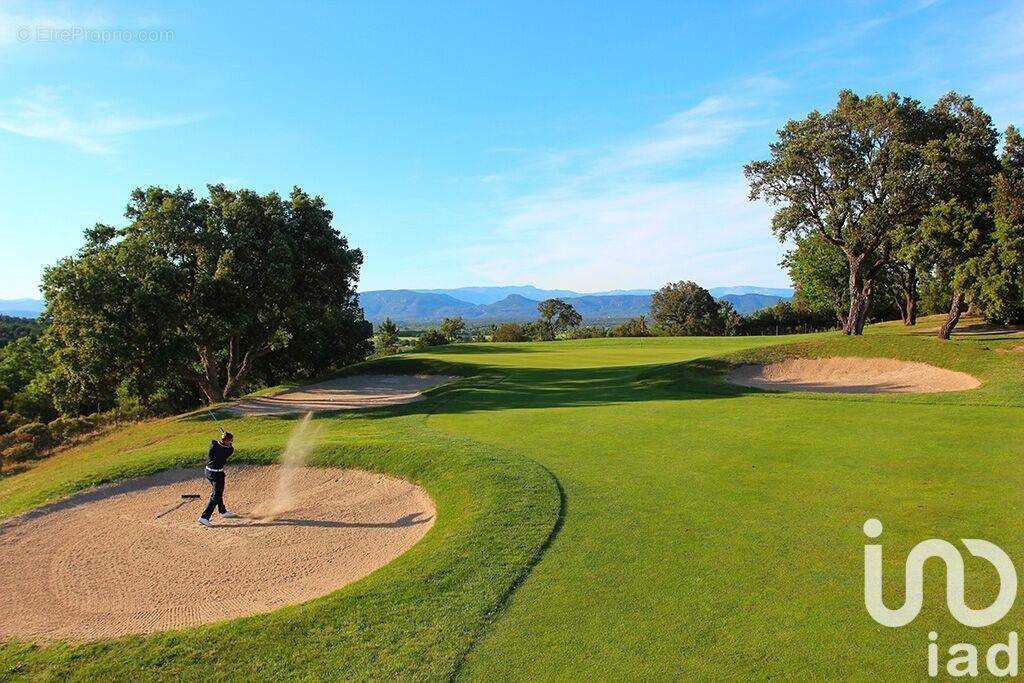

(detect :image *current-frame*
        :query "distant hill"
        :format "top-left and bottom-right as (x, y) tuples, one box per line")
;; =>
(0, 298), (45, 318)
(708, 286), (794, 298)
(3, 289), (792, 326)
(412, 286), (662, 304)
(719, 293), (789, 315)
(359, 290), (479, 322)
(411, 286), (579, 305)
(359, 287), (793, 324)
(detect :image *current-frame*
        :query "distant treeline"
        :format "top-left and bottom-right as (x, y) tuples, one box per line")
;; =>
(0, 315), (44, 349)
(372, 281), (837, 353)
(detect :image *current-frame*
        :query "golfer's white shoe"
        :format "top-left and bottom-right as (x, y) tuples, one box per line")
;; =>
(221, 511), (239, 519)
(198, 517), (212, 527)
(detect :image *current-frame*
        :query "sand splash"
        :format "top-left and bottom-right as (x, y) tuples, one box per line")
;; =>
(252, 411), (321, 519)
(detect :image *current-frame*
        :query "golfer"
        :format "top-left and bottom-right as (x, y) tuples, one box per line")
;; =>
(199, 432), (239, 526)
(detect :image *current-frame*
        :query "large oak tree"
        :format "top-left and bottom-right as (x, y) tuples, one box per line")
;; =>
(746, 91), (929, 335)
(43, 185), (370, 410)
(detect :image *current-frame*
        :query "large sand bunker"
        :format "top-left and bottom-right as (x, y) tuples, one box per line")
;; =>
(727, 356), (980, 394)
(0, 465), (434, 641)
(229, 374), (456, 415)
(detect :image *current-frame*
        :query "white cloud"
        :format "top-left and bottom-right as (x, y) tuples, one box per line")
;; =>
(453, 82), (790, 291)
(456, 176), (784, 291)
(0, 86), (200, 153)
(0, 2), (107, 48)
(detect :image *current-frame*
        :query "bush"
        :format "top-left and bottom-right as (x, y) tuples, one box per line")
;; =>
(0, 409), (27, 434)
(12, 421), (51, 449)
(565, 325), (608, 340)
(48, 414), (99, 443)
(610, 317), (651, 337)
(416, 328), (448, 349)
(491, 323), (528, 342)
(2, 441), (36, 465)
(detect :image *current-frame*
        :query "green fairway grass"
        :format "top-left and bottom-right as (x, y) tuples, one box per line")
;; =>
(2, 321), (1023, 680)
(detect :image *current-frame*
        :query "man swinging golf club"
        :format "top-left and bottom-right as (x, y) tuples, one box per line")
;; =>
(199, 431), (239, 527)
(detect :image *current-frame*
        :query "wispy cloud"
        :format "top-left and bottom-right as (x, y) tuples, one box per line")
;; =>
(0, 2), (107, 48)
(0, 86), (200, 153)
(783, 0), (942, 57)
(454, 80), (789, 291)
(457, 176), (780, 290)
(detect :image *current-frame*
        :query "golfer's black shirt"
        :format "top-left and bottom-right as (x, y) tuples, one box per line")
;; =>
(206, 440), (233, 470)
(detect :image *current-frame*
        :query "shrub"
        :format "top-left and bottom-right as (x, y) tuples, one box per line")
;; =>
(416, 328), (448, 349)
(2, 441), (36, 465)
(48, 414), (99, 443)
(565, 326), (608, 340)
(12, 421), (51, 449)
(610, 317), (651, 337)
(0, 409), (27, 434)
(491, 323), (528, 342)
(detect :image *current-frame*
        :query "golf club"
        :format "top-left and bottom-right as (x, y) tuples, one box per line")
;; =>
(206, 406), (227, 435)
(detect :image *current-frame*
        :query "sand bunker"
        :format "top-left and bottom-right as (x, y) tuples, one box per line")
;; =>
(727, 356), (980, 394)
(228, 374), (456, 415)
(0, 465), (434, 641)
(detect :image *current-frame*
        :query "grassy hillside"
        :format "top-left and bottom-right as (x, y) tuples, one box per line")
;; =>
(2, 321), (1023, 679)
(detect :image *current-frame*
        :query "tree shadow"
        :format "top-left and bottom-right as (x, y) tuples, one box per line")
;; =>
(384, 357), (763, 417)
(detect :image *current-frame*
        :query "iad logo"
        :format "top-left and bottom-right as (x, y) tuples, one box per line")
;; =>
(863, 518), (1021, 677)
(863, 518), (1017, 627)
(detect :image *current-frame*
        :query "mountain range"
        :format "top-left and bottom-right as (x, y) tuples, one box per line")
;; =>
(0, 298), (46, 318)
(0, 285), (795, 325)
(359, 286), (793, 325)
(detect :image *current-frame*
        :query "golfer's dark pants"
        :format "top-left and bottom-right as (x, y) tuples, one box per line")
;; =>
(202, 471), (226, 519)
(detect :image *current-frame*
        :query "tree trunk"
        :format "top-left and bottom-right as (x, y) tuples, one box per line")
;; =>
(854, 279), (873, 335)
(938, 290), (965, 340)
(843, 252), (874, 335)
(904, 266), (917, 326)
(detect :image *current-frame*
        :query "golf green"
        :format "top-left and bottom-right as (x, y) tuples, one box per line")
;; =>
(2, 322), (1022, 680)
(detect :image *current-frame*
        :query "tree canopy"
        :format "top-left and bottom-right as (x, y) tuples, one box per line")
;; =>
(751, 90), (1023, 338)
(746, 91), (929, 335)
(537, 299), (582, 335)
(374, 318), (401, 356)
(650, 281), (724, 335)
(42, 185), (370, 409)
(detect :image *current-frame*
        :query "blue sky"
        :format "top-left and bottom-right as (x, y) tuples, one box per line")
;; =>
(0, 0), (1022, 299)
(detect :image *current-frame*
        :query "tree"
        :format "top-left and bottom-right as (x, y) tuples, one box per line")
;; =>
(439, 316), (467, 343)
(0, 336), (54, 421)
(977, 126), (1024, 324)
(888, 258), (920, 326)
(491, 323), (528, 342)
(610, 316), (650, 337)
(913, 94), (1000, 339)
(719, 301), (743, 336)
(415, 328), (447, 348)
(42, 185), (370, 408)
(783, 233), (849, 326)
(650, 281), (724, 335)
(746, 91), (929, 335)
(374, 318), (401, 356)
(537, 299), (582, 335)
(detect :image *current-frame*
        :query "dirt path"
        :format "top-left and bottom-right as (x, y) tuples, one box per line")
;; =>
(0, 465), (434, 641)
(728, 356), (980, 394)
(228, 374), (457, 415)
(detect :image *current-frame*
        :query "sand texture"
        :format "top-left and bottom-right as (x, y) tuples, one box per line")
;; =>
(727, 356), (980, 394)
(0, 465), (434, 641)
(228, 374), (456, 415)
